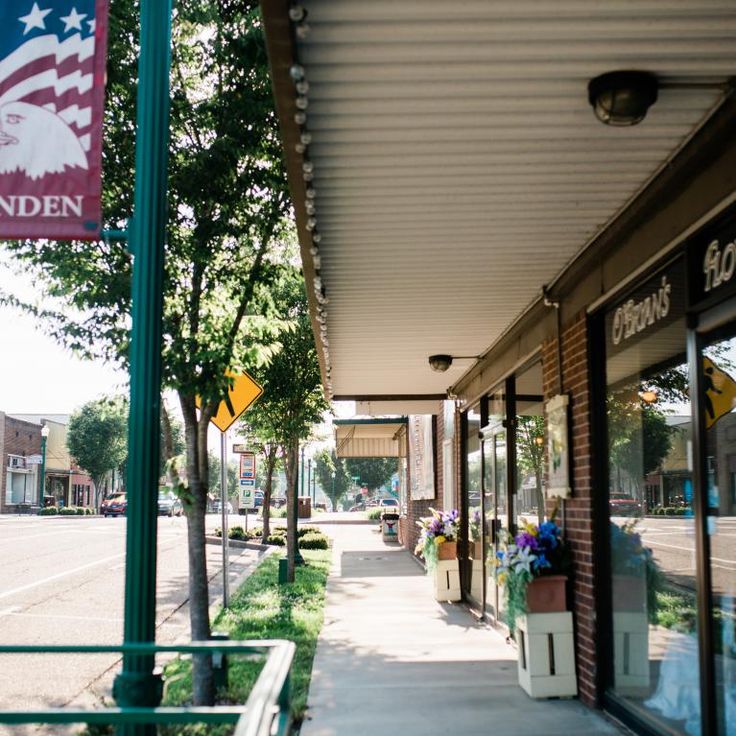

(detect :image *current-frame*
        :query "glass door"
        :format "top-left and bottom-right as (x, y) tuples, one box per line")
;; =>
(483, 423), (509, 621)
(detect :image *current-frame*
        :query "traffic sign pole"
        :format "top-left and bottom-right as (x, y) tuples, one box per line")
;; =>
(220, 430), (229, 608)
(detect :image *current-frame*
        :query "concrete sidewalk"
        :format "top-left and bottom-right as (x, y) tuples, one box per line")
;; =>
(301, 521), (623, 736)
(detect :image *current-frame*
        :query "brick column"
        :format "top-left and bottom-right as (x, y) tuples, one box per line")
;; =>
(542, 312), (598, 707)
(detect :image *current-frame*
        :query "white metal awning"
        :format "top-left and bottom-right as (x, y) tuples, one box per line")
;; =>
(335, 419), (406, 458)
(261, 0), (736, 399)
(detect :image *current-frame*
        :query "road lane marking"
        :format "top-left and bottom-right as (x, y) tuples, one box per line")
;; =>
(0, 551), (126, 601)
(0, 610), (123, 623)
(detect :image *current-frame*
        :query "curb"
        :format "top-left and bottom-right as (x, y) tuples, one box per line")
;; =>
(205, 535), (270, 552)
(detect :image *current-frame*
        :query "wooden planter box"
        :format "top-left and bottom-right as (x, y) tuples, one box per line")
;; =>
(433, 559), (461, 602)
(526, 575), (567, 613)
(517, 612), (577, 698)
(437, 541), (457, 560)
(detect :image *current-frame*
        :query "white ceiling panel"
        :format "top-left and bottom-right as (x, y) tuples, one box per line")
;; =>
(288, 0), (736, 397)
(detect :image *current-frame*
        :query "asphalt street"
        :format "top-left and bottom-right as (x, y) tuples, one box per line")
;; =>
(0, 512), (264, 734)
(620, 515), (736, 597)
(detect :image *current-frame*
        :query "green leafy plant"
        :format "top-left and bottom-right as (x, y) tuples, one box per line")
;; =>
(495, 518), (570, 633)
(38, 506), (58, 516)
(299, 532), (329, 550)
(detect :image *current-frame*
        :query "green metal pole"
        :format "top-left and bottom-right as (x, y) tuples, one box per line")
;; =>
(293, 450), (305, 567)
(112, 1), (172, 733)
(38, 432), (47, 507)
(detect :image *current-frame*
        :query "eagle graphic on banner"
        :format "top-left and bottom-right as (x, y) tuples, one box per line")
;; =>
(0, 1), (108, 240)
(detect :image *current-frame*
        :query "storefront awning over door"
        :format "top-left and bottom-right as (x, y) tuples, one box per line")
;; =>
(335, 418), (407, 458)
(260, 0), (736, 401)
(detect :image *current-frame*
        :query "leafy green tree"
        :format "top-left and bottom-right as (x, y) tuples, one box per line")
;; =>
(608, 390), (673, 496)
(1, 1), (291, 704)
(243, 267), (328, 582)
(516, 415), (545, 517)
(345, 457), (396, 493)
(314, 448), (351, 511)
(238, 415), (282, 540)
(67, 397), (128, 509)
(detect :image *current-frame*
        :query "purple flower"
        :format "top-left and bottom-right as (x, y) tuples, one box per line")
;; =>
(515, 531), (539, 550)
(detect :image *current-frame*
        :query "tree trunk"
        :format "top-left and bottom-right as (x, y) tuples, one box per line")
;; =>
(180, 393), (215, 705)
(284, 440), (298, 583)
(262, 447), (277, 541)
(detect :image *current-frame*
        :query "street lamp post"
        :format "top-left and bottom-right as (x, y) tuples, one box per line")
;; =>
(38, 424), (50, 508)
(331, 470), (335, 510)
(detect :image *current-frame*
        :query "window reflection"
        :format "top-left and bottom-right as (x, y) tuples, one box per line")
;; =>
(606, 266), (700, 734)
(703, 335), (736, 735)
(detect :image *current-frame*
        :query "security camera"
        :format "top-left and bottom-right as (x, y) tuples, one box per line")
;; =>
(428, 354), (453, 372)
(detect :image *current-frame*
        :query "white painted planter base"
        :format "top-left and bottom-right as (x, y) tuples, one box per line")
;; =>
(613, 611), (650, 693)
(433, 559), (461, 602)
(517, 612), (577, 698)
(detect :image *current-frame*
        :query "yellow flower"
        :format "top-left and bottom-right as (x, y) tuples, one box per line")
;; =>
(435, 535), (446, 545)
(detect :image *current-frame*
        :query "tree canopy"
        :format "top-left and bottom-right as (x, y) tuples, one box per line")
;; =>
(314, 448), (351, 510)
(67, 397), (128, 502)
(344, 457), (396, 492)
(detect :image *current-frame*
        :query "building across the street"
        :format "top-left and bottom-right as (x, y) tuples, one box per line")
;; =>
(0, 412), (42, 513)
(2, 413), (96, 511)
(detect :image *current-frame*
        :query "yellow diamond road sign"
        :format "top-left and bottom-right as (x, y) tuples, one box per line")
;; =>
(197, 372), (264, 433)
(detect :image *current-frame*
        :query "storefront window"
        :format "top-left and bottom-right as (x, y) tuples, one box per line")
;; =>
(605, 260), (700, 734)
(464, 406), (483, 606)
(516, 361), (545, 524)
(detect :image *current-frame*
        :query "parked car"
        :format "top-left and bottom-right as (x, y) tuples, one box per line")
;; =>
(212, 499), (233, 514)
(272, 496), (287, 509)
(101, 494), (127, 517)
(157, 491), (183, 517)
(348, 502), (366, 512)
(609, 493), (643, 516)
(378, 498), (400, 510)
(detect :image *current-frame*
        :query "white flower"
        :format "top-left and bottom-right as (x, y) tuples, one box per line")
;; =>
(511, 546), (536, 576)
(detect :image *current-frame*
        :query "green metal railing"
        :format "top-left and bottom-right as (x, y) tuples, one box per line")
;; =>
(0, 640), (295, 734)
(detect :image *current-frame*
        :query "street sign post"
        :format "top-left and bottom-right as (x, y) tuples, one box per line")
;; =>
(199, 373), (264, 592)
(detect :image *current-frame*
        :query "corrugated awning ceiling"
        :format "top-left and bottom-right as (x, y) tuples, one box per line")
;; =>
(335, 419), (406, 458)
(263, 0), (736, 398)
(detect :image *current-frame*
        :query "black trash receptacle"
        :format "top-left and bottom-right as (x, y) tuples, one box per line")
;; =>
(381, 512), (400, 542)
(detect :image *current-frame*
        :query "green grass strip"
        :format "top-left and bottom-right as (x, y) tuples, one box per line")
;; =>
(161, 549), (331, 734)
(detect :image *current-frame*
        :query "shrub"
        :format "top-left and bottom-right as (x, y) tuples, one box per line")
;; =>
(229, 526), (252, 541)
(297, 525), (321, 538)
(367, 507), (383, 521)
(299, 532), (329, 550)
(76, 507), (86, 515)
(59, 506), (79, 515)
(269, 506), (288, 518)
(85, 507), (94, 515)
(664, 507), (676, 516)
(266, 534), (286, 546)
(38, 506), (58, 516)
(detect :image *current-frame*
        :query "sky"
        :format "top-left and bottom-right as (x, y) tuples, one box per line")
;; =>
(0, 256), (128, 415)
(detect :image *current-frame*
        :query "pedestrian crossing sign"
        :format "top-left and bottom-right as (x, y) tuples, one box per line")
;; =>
(703, 357), (736, 430)
(196, 371), (263, 433)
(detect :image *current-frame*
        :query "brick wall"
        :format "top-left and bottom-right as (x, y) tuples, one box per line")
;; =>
(1, 415), (42, 512)
(542, 312), (598, 707)
(402, 413), (442, 557)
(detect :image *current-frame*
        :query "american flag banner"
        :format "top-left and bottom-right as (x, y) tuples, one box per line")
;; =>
(0, 1), (109, 240)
